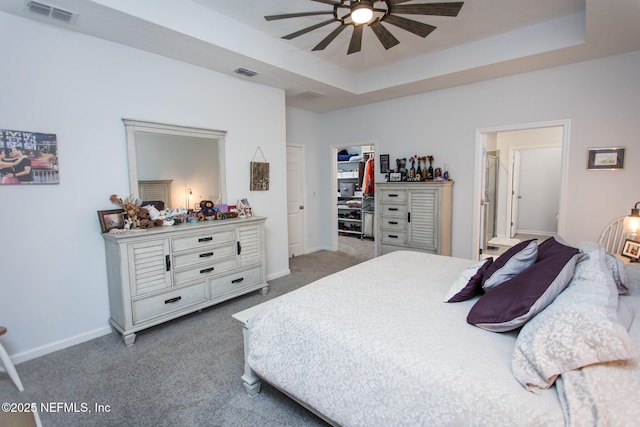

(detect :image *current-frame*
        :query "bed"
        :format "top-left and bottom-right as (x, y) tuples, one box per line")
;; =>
(233, 239), (640, 426)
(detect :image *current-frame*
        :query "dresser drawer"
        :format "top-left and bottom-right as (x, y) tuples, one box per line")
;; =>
(172, 243), (235, 269)
(379, 204), (407, 218)
(171, 229), (235, 253)
(210, 267), (262, 300)
(380, 230), (407, 244)
(379, 217), (406, 231)
(379, 189), (407, 203)
(132, 282), (207, 324)
(173, 258), (235, 285)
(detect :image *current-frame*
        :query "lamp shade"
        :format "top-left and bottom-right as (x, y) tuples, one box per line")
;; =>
(624, 202), (640, 235)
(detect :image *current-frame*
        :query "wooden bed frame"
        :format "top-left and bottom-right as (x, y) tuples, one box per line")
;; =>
(232, 300), (274, 397)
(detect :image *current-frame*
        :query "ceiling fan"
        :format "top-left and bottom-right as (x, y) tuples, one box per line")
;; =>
(264, 0), (464, 55)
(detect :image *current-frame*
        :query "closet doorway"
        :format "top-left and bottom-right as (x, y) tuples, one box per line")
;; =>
(332, 143), (376, 261)
(474, 121), (570, 260)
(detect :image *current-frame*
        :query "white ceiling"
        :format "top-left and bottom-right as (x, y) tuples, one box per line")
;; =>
(2, 0), (640, 112)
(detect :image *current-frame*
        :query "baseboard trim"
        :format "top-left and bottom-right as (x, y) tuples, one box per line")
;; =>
(11, 326), (112, 365)
(267, 269), (291, 281)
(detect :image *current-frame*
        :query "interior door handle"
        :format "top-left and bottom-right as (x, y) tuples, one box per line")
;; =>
(299, 205), (304, 210)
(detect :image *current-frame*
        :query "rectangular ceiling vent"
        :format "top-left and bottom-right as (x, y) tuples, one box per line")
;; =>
(234, 67), (259, 78)
(26, 1), (78, 23)
(293, 91), (326, 100)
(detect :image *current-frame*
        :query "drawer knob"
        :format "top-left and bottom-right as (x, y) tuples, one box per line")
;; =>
(231, 277), (244, 284)
(199, 252), (214, 258)
(389, 221), (398, 225)
(389, 194), (398, 197)
(389, 234), (398, 239)
(200, 267), (215, 274)
(389, 208), (398, 211)
(165, 296), (182, 304)
(198, 237), (213, 242)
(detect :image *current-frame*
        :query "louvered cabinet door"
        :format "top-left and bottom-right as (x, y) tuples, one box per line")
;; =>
(407, 189), (439, 252)
(236, 224), (262, 268)
(128, 239), (171, 296)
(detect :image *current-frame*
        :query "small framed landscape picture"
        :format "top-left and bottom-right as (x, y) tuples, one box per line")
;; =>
(587, 147), (625, 170)
(621, 239), (640, 262)
(98, 209), (126, 233)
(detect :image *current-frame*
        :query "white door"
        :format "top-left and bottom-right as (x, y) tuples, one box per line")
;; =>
(287, 145), (305, 257)
(510, 150), (521, 238)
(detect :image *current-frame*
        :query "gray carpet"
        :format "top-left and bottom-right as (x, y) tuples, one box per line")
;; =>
(0, 239), (375, 427)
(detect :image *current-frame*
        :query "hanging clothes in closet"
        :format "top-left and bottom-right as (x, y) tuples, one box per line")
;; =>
(362, 157), (374, 196)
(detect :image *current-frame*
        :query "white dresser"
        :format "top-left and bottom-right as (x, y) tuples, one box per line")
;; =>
(375, 182), (453, 256)
(103, 216), (267, 345)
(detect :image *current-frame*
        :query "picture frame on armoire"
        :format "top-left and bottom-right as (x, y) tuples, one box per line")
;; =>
(380, 154), (390, 173)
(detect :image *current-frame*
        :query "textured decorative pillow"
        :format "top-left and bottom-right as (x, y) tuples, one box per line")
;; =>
(443, 258), (493, 303)
(575, 241), (629, 294)
(467, 238), (583, 332)
(512, 245), (638, 392)
(605, 253), (629, 295)
(482, 239), (538, 290)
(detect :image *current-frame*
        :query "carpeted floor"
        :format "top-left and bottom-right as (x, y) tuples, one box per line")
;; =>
(0, 243), (375, 427)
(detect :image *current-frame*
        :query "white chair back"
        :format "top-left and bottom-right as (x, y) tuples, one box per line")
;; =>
(598, 216), (628, 255)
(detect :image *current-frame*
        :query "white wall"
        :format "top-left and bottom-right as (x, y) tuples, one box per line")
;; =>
(295, 51), (640, 258)
(285, 108), (328, 252)
(0, 12), (289, 361)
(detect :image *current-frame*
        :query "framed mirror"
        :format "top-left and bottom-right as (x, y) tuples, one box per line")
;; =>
(123, 119), (227, 209)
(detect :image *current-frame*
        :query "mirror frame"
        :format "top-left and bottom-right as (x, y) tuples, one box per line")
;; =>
(123, 119), (227, 206)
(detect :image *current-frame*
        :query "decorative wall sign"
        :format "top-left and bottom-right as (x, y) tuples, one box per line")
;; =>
(250, 146), (269, 191)
(0, 129), (59, 184)
(587, 147), (625, 170)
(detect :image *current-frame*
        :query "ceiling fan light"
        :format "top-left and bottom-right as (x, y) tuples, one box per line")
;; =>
(351, 1), (373, 24)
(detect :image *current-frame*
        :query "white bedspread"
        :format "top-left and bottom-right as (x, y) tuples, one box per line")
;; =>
(556, 294), (640, 426)
(248, 251), (564, 426)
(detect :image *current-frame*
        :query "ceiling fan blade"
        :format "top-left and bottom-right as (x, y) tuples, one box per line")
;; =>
(382, 14), (436, 38)
(310, 0), (342, 5)
(313, 24), (349, 51)
(389, 0), (414, 4)
(347, 25), (364, 55)
(265, 11), (334, 21)
(392, 2), (464, 17)
(282, 18), (339, 40)
(369, 21), (400, 50)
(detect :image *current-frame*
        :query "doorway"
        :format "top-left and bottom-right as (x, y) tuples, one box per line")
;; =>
(332, 143), (376, 260)
(474, 121), (570, 260)
(286, 145), (305, 258)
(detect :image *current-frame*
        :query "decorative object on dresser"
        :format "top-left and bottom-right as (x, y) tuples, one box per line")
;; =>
(375, 181), (452, 256)
(103, 217), (267, 345)
(97, 209), (126, 234)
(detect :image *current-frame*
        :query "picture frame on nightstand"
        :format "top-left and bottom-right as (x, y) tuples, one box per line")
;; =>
(621, 239), (640, 262)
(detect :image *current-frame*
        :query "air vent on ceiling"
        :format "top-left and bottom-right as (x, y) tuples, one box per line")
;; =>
(234, 68), (259, 78)
(293, 91), (326, 100)
(26, 1), (78, 23)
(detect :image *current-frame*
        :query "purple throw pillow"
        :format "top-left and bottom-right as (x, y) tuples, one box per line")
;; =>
(467, 238), (583, 332)
(444, 258), (493, 303)
(481, 239), (538, 290)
